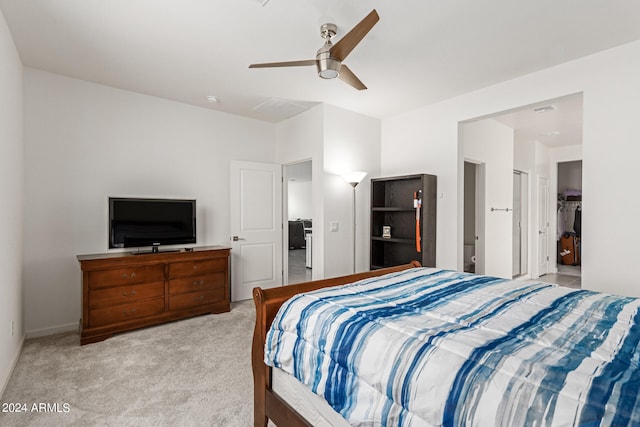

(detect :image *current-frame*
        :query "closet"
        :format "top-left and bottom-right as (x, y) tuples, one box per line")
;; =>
(557, 161), (582, 271)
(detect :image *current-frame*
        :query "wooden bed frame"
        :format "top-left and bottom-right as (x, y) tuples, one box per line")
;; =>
(251, 261), (421, 427)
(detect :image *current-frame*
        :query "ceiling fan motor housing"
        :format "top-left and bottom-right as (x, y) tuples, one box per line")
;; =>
(316, 43), (341, 79)
(316, 23), (340, 79)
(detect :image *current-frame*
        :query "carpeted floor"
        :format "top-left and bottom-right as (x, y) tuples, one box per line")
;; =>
(0, 301), (255, 426)
(1, 267), (584, 426)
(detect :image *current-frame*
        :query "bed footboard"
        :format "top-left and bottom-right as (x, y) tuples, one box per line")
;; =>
(251, 262), (421, 427)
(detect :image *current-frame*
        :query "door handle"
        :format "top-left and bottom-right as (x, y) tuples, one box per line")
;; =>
(232, 236), (245, 241)
(538, 230), (545, 234)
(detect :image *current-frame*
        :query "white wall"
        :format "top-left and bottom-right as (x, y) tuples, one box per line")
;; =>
(276, 104), (381, 279)
(23, 68), (277, 336)
(288, 181), (312, 220)
(462, 119), (514, 278)
(276, 106), (325, 279)
(514, 139), (536, 277)
(382, 40), (640, 297)
(0, 8), (24, 396)
(323, 104), (381, 276)
(534, 141), (552, 277)
(381, 103), (461, 270)
(514, 138), (535, 173)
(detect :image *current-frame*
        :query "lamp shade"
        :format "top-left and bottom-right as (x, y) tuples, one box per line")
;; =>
(342, 171), (367, 187)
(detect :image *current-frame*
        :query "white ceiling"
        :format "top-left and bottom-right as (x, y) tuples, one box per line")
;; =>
(1, 0), (639, 134)
(492, 93), (584, 147)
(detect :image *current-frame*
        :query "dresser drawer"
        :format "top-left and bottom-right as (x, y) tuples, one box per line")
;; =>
(168, 273), (226, 295)
(89, 297), (165, 327)
(89, 281), (164, 309)
(169, 258), (226, 278)
(169, 289), (225, 311)
(88, 264), (165, 290)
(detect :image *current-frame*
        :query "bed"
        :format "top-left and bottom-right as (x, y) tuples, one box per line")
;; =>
(252, 263), (640, 426)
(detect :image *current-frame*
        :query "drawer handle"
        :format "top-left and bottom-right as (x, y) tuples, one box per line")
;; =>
(192, 265), (199, 270)
(195, 295), (205, 302)
(122, 290), (137, 297)
(192, 280), (205, 286)
(121, 272), (137, 279)
(122, 308), (137, 317)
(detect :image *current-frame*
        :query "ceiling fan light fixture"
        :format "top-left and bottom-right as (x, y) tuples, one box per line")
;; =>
(319, 68), (339, 79)
(317, 56), (341, 79)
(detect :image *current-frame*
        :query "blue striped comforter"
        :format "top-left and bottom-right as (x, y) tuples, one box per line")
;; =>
(264, 268), (640, 426)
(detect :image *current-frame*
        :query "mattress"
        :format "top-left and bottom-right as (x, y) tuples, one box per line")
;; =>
(272, 367), (350, 427)
(265, 267), (640, 426)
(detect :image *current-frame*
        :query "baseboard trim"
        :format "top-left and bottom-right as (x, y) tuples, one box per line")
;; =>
(1, 334), (25, 399)
(26, 322), (78, 339)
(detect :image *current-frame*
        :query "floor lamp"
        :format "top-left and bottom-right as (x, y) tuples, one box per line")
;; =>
(342, 171), (367, 274)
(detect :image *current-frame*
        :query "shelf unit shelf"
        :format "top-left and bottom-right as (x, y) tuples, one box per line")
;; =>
(371, 207), (415, 212)
(370, 174), (437, 270)
(371, 236), (415, 244)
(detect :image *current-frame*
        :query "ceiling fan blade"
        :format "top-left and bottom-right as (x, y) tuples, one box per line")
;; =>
(330, 9), (379, 62)
(249, 60), (316, 68)
(339, 64), (367, 90)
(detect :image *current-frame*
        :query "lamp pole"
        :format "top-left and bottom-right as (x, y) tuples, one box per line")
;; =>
(342, 172), (367, 274)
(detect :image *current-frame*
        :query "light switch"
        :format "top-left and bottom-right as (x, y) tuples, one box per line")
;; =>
(330, 221), (339, 232)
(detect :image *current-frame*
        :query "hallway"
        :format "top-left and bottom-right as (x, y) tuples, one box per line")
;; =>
(529, 264), (581, 290)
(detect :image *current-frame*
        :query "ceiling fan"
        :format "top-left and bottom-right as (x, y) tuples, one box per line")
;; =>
(249, 9), (379, 90)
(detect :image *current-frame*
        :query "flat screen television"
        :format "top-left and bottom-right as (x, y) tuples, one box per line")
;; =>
(109, 197), (196, 251)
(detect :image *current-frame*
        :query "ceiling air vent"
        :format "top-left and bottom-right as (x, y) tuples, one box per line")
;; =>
(533, 105), (558, 113)
(251, 97), (313, 121)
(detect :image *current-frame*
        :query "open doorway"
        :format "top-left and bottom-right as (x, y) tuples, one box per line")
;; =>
(512, 170), (529, 278)
(463, 161), (485, 274)
(284, 160), (313, 284)
(460, 92), (582, 284)
(556, 160), (582, 284)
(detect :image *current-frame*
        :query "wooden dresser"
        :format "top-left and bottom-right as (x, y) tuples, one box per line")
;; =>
(78, 246), (230, 345)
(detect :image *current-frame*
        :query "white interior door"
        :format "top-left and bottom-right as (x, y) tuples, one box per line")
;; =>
(537, 177), (550, 277)
(230, 161), (282, 301)
(513, 172), (522, 277)
(474, 163), (486, 275)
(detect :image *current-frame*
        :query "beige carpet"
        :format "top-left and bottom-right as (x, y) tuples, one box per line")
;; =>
(0, 301), (255, 426)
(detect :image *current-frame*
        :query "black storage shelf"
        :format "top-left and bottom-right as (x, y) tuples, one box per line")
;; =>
(371, 236), (415, 244)
(372, 207), (415, 212)
(370, 174), (437, 270)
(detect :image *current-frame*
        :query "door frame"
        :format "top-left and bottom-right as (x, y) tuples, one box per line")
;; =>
(463, 159), (486, 275)
(513, 170), (529, 278)
(282, 159), (313, 285)
(475, 162), (486, 275)
(551, 158), (583, 274)
(229, 160), (283, 301)
(537, 176), (550, 278)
